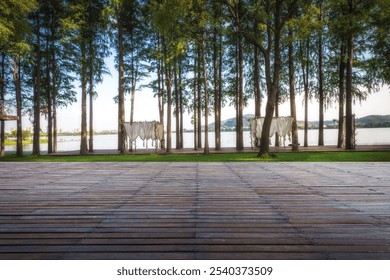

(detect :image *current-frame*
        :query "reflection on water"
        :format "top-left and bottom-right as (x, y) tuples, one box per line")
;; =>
(5, 127), (390, 152)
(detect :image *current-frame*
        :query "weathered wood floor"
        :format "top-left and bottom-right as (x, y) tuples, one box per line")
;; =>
(1, 162), (390, 260)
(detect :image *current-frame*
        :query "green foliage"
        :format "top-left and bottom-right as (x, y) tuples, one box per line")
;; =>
(10, 129), (32, 140)
(0, 0), (37, 53)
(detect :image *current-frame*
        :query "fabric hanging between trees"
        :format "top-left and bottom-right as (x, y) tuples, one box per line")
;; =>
(123, 121), (164, 151)
(250, 117), (294, 148)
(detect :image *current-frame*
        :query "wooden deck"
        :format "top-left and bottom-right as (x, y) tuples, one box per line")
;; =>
(1, 162), (390, 260)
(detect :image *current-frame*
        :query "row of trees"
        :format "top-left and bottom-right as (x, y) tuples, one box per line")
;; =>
(1, 0), (389, 157)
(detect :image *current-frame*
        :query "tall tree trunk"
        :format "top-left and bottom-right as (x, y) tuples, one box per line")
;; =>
(157, 54), (165, 149)
(88, 56), (94, 152)
(193, 54), (198, 150)
(289, 28), (299, 151)
(213, 22), (221, 150)
(318, 5), (324, 146)
(165, 63), (172, 153)
(274, 89), (280, 147)
(197, 46), (202, 149)
(46, 35), (53, 154)
(80, 44), (88, 155)
(52, 47), (57, 153)
(254, 44), (261, 117)
(130, 50), (137, 124)
(0, 53), (6, 157)
(345, 32), (354, 150)
(202, 32), (210, 154)
(33, 13), (41, 156)
(118, 22), (126, 153)
(13, 56), (23, 156)
(174, 60), (180, 149)
(300, 40), (310, 147)
(258, 0), (282, 156)
(237, 28), (244, 151)
(179, 65), (183, 149)
(337, 42), (346, 148)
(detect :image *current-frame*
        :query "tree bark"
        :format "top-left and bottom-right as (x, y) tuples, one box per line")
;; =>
(288, 28), (299, 151)
(213, 21), (221, 150)
(202, 32), (210, 154)
(274, 89), (280, 147)
(174, 59), (180, 149)
(193, 54), (198, 150)
(237, 26), (244, 151)
(52, 44), (57, 153)
(80, 43), (88, 155)
(13, 56), (23, 156)
(258, 0), (282, 157)
(117, 21), (126, 153)
(254, 44), (261, 118)
(197, 45), (202, 149)
(300, 40), (310, 147)
(88, 51), (94, 153)
(337, 42), (346, 148)
(165, 64), (172, 153)
(179, 65), (183, 149)
(318, 5), (324, 146)
(0, 53), (6, 157)
(33, 13), (41, 156)
(345, 33), (354, 150)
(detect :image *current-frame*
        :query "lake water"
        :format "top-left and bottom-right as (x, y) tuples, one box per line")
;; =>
(5, 127), (390, 152)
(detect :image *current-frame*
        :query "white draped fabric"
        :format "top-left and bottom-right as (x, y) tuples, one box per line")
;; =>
(124, 121), (164, 150)
(250, 117), (294, 148)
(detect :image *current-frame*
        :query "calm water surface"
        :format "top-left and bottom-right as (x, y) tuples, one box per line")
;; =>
(5, 127), (390, 152)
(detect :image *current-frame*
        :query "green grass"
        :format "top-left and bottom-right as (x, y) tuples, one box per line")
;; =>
(1, 151), (390, 162)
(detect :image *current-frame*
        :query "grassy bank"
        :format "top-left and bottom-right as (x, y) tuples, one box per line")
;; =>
(1, 151), (390, 162)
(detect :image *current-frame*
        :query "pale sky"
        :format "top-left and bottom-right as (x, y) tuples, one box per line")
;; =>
(5, 57), (390, 133)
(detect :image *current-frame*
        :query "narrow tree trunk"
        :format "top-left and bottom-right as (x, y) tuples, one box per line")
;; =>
(345, 33), (354, 150)
(213, 22), (221, 150)
(197, 46), (202, 149)
(130, 50), (137, 124)
(13, 57), (23, 156)
(118, 22), (126, 153)
(318, 6), (324, 146)
(202, 32), (210, 154)
(46, 36), (53, 154)
(1, 53), (6, 157)
(288, 29), (299, 151)
(165, 64), (172, 153)
(33, 14), (41, 156)
(174, 60), (180, 149)
(254, 45), (261, 117)
(193, 54), (198, 150)
(80, 44), (88, 155)
(300, 40), (309, 147)
(52, 49), (57, 153)
(88, 59), (94, 152)
(274, 89), (280, 147)
(337, 42), (346, 148)
(237, 28), (244, 151)
(158, 53), (165, 149)
(179, 65), (184, 149)
(258, 0), (282, 156)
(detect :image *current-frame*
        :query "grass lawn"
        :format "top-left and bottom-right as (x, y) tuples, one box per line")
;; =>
(1, 151), (390, 162)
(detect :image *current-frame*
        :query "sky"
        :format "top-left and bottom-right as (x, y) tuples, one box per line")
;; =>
(5, 57), (390, 133)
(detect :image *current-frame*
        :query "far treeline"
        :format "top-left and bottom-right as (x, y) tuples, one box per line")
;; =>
(1, 0), (389, 157)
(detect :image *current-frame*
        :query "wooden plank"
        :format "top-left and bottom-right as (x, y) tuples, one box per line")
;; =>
(0, 114), (18, 121)
(0, 162), (390, 259)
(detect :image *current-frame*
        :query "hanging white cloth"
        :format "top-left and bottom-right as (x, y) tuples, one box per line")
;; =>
(123, 121), (164, 151)
(250, 117), (294, 148)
